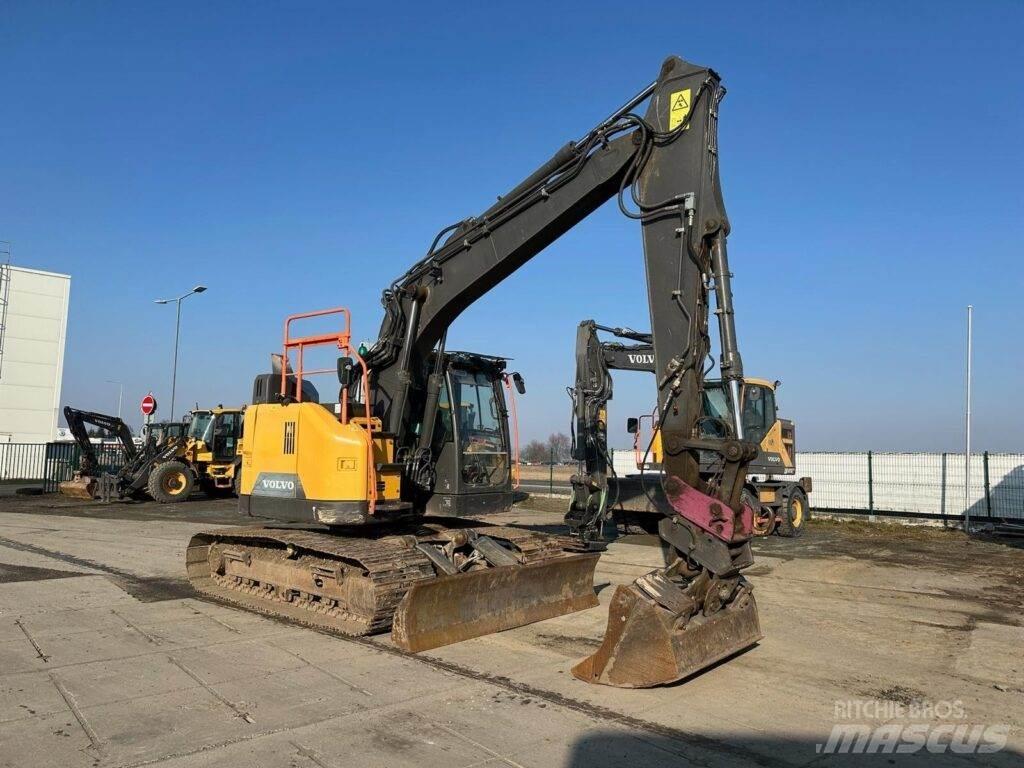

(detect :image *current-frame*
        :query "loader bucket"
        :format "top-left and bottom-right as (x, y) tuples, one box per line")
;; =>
(571, 583), (762, 688)
(392, 553), (600, 652)
(59, 476), (97, 500)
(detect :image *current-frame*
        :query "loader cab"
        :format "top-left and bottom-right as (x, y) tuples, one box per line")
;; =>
(186, 408), (244, 463)
(425, 352), (519, 517)
(143, 421), (187, 447)
(700, 379), (794, 474)
(699, 380), (776, 443)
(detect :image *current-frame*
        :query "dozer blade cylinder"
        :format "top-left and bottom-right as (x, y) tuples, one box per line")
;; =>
(571, 583), (762, 688)
(392, 553), (600, 652)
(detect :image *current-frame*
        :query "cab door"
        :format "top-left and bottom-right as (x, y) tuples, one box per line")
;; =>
(212, 412), (243, 462)
(740, 384), (777, 447)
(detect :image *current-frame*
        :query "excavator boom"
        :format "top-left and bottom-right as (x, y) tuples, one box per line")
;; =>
(359, 55), (760, 684)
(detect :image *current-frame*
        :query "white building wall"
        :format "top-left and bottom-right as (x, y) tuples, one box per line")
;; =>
(0, 266), (71, 443)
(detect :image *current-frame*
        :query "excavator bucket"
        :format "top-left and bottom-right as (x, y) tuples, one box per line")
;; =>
(571, 582), (762, 688)
(59, 475), (97, 500)
(392, 553), (600, 652)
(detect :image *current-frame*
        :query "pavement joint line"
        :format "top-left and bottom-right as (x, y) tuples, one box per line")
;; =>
(185, 603), (241, 633)
(105, 680), (488, 768)
(429, 721), (529, 768)
(289, 740), (335, 768)
(330, 631), (790, 768)
(49, 672), (105, 755)
(267, 640), (373, 696)
(0, 623), (304, 676)
(14, 618), (49, 662)
(111, 609), (162, 644)
(166, 655), (256, 723)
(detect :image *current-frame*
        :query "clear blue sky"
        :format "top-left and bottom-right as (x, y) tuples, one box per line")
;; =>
(3, 1), (1021, 451)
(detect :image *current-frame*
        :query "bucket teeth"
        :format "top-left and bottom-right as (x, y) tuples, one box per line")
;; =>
(571, 579), (762, 688)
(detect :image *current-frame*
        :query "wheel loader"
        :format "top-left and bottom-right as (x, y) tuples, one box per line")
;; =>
(187, 54), (764, 688)
(145, 406), (244, 502)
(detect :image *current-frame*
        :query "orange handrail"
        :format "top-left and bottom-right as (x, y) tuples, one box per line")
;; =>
(280, 307), (378, 516)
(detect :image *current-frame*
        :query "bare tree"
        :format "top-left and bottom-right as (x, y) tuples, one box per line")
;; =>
(521, 440), (548, 464)
(546, 432), (571, 463)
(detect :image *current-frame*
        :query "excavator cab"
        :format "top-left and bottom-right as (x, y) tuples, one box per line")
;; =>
(424, 352), (520, 517)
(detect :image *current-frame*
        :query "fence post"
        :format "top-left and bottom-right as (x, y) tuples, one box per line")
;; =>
(867, 451), (875, 522)
(983, 451), (992, 518)
(940, 452), (947, 517)
(549, 447), (554, 494)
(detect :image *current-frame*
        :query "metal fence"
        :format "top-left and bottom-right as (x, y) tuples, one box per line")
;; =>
(0, 442), (130, 493)
(788, 451), (1023, 522)
(609, 449), (1024, 523)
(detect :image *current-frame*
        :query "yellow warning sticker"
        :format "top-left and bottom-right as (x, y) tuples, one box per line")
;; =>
(668, 88), (692, 130)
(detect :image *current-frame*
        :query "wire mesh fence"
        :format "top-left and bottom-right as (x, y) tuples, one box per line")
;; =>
(791, 451), (1023, 521)
(609, 449), (1024, 523)
(0, 442), (130, 492)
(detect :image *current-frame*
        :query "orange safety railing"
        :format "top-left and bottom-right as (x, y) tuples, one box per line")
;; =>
(281, 307), (378, 515)
(503, 374), (521, 489)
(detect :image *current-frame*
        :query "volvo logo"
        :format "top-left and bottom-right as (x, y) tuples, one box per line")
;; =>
(253, 472), (304, 499)
(627, 353), (655, 364)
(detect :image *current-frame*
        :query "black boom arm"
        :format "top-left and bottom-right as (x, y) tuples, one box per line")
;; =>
(367, 55), (756, 582)
(63, 407), (138, 476)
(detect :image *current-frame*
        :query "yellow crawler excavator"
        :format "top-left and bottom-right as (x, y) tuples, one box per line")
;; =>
(187, 54), (763, 688)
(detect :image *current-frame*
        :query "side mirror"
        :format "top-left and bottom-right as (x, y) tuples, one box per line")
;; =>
(337, 357), (357, 388)
(626, 417), (639, 434)
(512, 371), (526, 395)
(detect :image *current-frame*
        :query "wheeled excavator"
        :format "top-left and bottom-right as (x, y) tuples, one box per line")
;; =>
(58, 407), (143, 499)
(187, 54), (762, 688)
(567, 320), (812, 540)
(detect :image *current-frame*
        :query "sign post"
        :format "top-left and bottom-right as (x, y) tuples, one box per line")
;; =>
(141, 393), (157, 431)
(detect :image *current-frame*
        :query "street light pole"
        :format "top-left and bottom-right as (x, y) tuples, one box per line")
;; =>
(106, 380), (123, 419)
(155, 285), (207, 420)
(964, 304), (973, 531)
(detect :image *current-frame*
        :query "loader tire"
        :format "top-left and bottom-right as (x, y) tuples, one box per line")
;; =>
(147, 462), (194, 503)
(778, 487), (808, 538)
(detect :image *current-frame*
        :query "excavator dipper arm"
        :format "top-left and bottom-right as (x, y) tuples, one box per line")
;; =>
(566, 320), (656, 541)
(361, 55), (761, 686)
(59, 407), (140, 500)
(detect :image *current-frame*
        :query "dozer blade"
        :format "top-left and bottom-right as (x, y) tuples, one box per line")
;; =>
(59, 476), (97, 500)
(571, 583), (762, 688)
(392, 553), (600, 652)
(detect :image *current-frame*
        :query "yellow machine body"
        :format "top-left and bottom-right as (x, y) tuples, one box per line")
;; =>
(238, 402), (403, 525)
(643, 378), (792, 470)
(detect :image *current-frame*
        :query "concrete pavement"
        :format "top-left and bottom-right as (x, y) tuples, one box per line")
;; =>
(0, 496), (1022, 767)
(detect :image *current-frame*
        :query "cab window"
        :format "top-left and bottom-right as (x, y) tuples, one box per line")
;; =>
(741, 385), (776, 444)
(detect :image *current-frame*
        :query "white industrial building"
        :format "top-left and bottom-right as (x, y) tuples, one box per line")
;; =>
(0, 264), (71, 443)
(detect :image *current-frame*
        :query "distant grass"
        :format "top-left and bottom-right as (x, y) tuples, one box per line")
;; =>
(517, 465), (574, 482)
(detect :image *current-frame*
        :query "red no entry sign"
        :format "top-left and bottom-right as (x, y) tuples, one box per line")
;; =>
(141, 394), (157, 416)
